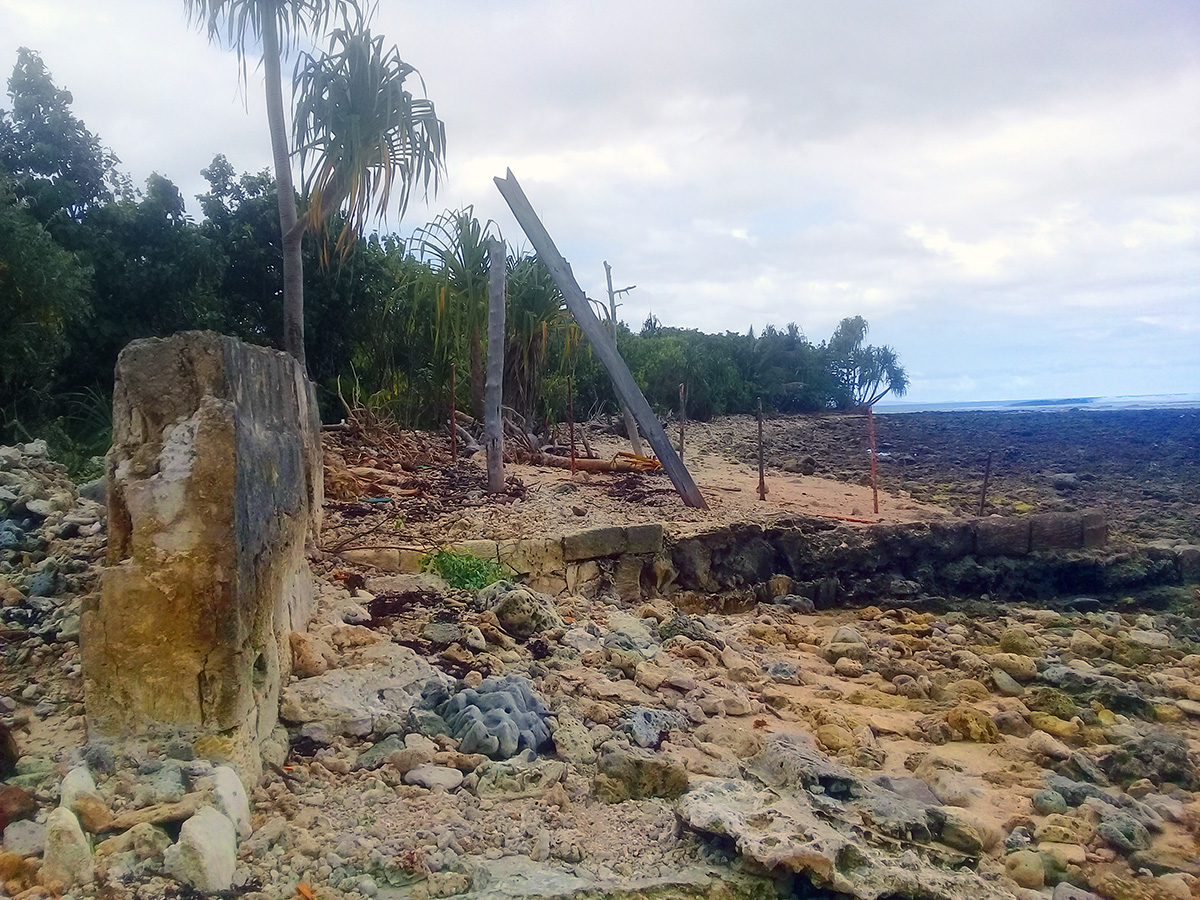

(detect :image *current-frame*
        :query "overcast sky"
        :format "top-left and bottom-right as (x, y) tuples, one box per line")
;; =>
(2, 0), (1197, 402)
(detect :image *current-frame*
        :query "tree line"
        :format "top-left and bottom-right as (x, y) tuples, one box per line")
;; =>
(0, 48), (907, 470)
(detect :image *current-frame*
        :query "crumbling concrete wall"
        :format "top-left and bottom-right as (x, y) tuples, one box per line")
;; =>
(82, 332), (322, 779)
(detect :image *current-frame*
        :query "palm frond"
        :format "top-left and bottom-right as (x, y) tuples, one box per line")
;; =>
(293, 26), (445, 256)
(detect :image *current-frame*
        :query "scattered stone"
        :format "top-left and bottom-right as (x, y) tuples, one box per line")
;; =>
(1028, 731), (1073, 760)
(999, 627), (1037, 656)
(1032, 789), (1068, 815)
(946, 706), (1000, 743)
(1006, 849), (1046, 889)
(483, 583), (564, 638)
(164, 806), (237, 892)
(42, 807), (93, 889)
(2, 819), (45, 857)
(212, 766), (251, 838)
(403, 764), (464, 791)
(593, 745), (688, 802)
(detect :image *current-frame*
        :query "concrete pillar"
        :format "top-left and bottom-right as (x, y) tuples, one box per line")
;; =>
(82, 332), (322, 779)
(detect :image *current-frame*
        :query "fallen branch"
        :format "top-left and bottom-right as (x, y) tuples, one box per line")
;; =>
(532, 452), (661, 473)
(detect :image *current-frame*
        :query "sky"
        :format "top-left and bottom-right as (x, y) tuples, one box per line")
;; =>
(1, 0), (1197, 403)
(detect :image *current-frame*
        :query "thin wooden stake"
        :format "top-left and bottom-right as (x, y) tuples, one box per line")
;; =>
(867, 405), (879, 515)
(979, 450), (994, 516)
(568, 373), (576, 475)
(450, 363), (457, 462)
(485, 238), (506, 493)
(757, 398), (767, 501)
(678, 382), (687, 462)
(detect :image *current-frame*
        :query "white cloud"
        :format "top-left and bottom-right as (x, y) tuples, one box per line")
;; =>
(1, 0), (1197, 402)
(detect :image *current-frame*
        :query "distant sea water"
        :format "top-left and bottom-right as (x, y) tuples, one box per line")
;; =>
(874, 393), (1200, 413)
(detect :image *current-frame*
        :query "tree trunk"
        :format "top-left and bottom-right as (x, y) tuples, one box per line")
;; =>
(261, 10), (306, 370)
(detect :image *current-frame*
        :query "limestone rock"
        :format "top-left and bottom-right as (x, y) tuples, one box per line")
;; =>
(1005, 849), (1046, 889)
(483, 584), (563, 639)
(403, 764), (464, 791)
(289, 631), (337, 677)
(947, 706), (1000, 743)
(1028, 730), (1073, 760)
(42, 807), (93, 889)
(593, 745), (688, 802)
(58, 765), (98, 811)
(164, 806), (237, 892)
(212, 766), (251, 839)
(990, 652), (1037, 682)
(999, 627), (1037, 656)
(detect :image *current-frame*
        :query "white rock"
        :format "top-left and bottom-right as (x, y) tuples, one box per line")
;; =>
(1128, 629), (1170, 649)
(403, 764), (464, 791)
(59, 765), (98, 810)
(1027, 730), (1072, 760)
(212, 766), (252, 838)
(3, 819), (46, 857)
(1176, 699), (1200, 718)
(164, 806), (237, 892)
(42, 807), (93, 888)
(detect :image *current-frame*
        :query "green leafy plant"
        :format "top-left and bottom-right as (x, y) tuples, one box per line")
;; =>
(421, 549), (505, 591)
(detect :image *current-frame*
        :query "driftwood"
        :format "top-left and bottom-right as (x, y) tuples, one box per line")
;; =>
(533, 452), (661, 473)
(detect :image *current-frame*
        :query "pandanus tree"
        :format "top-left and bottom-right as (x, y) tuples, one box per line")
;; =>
(185, 0), (445, 370)
(503, 253), (568, 423)
(824, 316), (909, 409)
(408, 206), (498, 419)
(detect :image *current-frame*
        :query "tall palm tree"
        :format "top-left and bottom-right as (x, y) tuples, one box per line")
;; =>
(185, 0), (445, 369)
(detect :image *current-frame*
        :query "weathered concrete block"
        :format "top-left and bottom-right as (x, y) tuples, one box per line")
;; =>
(614, 555), (649, 601)
(455, 539), (499, 560)
(974, 517), (1031, 557)
(83, 332), (322, 781)
(1081, 511), (1108, 550)
(339, 548), (401, 571)
(625, 524), (664, 555)
(563, 526), (625, 561)
(497, 537), (564, 577)
(1030, 513), (1083, 551)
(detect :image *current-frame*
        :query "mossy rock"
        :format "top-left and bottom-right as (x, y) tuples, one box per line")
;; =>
(1025, 686), (1077, 720)
(999, 627), (1037, 657)
(1110, 641), (1151, 667)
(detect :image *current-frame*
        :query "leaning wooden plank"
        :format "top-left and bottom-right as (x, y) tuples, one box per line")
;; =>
(494, 169), (708, 509)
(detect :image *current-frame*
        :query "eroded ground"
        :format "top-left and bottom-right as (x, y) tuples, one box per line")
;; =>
(2, 414), (1199, 900)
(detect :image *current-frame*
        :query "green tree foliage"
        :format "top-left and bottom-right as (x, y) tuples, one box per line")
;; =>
(185, 0), (445, 368)
(0, 176), (89, 412)
(57, 173), (225, 393)
(0, 48), (123, 230)
(408, 207), (499, 419)
(0, 53), (910, 449)
(823, 315), (909, 408)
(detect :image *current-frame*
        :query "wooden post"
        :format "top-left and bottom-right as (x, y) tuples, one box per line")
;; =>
(757, 398), (767, 501)
(494, 169), (708, 509)
(678, 382), (686, 462)
(450, 362), (457, 462)
(978, 450), (994, 516)
(867, 406), (879, 515)
(568, 373), (576, 474)
(604, 260), (645, 457)
(485, 238), (506, 493)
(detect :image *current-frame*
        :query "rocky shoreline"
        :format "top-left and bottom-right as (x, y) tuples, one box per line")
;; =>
(2, 426), (1199, 900)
